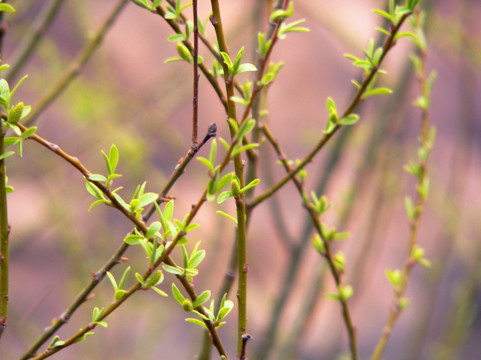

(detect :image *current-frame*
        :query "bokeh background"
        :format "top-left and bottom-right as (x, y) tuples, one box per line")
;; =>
(2, 0), (481, 359)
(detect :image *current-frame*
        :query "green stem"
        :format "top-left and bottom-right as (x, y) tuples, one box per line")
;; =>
(0, 124), (9, 340)
(371, 12), (433, 360)
(209, 0), (251, 355)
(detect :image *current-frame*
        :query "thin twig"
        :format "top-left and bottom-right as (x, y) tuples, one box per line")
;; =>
(154, 5), (228, 111)
(261, 120), (359, 359)
(0, 5), (10, 341)
(249, 12), (413, 209)
(19, 123), (217, 359)
(21, 128), (231, 359)
(191, 0), (199, 147)
(371, 10), (434, 359)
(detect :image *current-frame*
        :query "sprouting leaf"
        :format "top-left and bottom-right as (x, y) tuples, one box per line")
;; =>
(193, 290), (211, 308)
(216, 210), (238, 225)
(0, 4), (15, 12)
(217, 191), (233, 204)
(163, 264), (184, 276)
(186, 318), (208, 329)
(337, 114), (359, 126)
(171, 283), (186, 305)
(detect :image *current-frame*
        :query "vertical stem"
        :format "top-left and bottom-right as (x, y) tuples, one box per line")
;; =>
(0, 4), (8, 341)
(0, 123), (9, 340)
(210, 0), (248, 355)
(192, 0), (199, 147)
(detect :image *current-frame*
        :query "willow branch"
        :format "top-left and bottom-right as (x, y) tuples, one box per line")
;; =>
(371, 12), (434, 360)
(19, 123), (217, 359)
(23, 132), (233, 359)
(261, 120), (358, 359)
(249, 12), (413, 209)
(0, 7), (10, 341)
(0, 123), (9, 341)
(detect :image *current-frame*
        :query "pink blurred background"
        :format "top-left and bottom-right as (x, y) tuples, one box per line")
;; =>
(2, 0), (481, 359)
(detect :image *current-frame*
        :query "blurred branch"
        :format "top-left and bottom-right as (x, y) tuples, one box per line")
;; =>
(249, 10), (413, 210)
(371, 9), (436, 359)
(23, 0), (129, 126)
(0, 4), (11, 341)
(5, 0), (66, 82)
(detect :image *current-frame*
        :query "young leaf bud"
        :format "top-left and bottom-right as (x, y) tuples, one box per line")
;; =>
(8, 102), (24, 124)
(231, 178), (241, 198)
(182, 299), (194, 312)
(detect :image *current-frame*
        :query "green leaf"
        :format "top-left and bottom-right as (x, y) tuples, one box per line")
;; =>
(171, 283), (185, 304)
(217, 297), (234, 321)
(146, 221), (162, 239)
(231, 143), (259, 157)
(4, 137), (20, 146)
(135, 272), (145, 285)
(236, 63), (257, 75)
(151, 287), (168, 297)
(362, 87), (393, 99)
(193, 290), (211, 308)
(163, 264), (184, 276)
(88, 199), (107, 211)
(270, 1), (294, 22)
(144, 270), (164, 288)
(131, 0), (153, 11)
(85, 180), (106, 200)
(188, 249), (206, 269)
(94, 320), (108, 328)
(217, 191), (233, 204)
(137, 192), (158, 208)
(109, 145), (119, 173)
(114, 289), (127, 300)
(10, 74), (28, 101)
(209, 139), (217, 165)
(176, 42), (193, 63)
(386, 269), (402, 287)
(241, 178), (260, 193)
(92, 307), (104, 322)
(0, 150), (15, 160)
(325, 293), (340, 301)
(312, 234), (325, 254)
(164, 200), (174, 221)
(89, 174), (107, 182)
(216, 210), (238, 225)
(167, 33), (186, 42)
(215, 173), (234, 193)
(118, 266), (131, 289)
(404, 196), (415, 220)
(337, 114), (359, 126)
(186, 318), (208, 329)
(0, 4), (15, 12)
(21, 126), (37, 139)
(372, 9), (393, 22)
(197, 157), (213, 172)
(106, 271), (119, 292)
(124, 232), (145, 245)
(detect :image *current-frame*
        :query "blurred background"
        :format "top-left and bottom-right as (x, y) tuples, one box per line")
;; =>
(2, 0), (481, 359)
